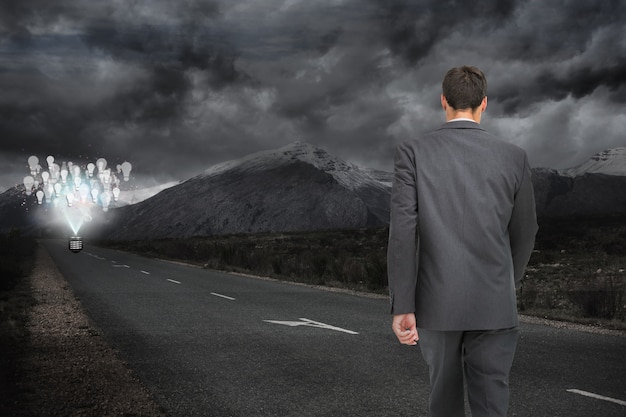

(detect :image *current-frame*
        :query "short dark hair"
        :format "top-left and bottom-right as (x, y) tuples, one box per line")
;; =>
(442, 66), (487, 110)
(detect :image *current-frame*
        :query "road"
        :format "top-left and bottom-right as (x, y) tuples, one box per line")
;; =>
(42, 239), (626, 417)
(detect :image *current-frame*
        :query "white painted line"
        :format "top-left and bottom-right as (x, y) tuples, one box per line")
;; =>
(141, 270), (150, 275)
(112, 264), (130, 268)
(210, 292), (235, 301)
(264, 318), (359, 335)
(167, 279), (181, 284)
(567, 389), (626, 406)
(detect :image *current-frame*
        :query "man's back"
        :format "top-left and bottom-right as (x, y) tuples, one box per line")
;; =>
(387, 120), (537, 331)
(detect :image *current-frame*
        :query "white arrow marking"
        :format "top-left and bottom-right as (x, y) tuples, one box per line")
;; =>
(264, 318), (358, 335)
(567, 389), (626, 406)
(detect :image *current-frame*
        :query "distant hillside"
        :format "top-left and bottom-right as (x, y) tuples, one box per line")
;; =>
(531, 168), (626, 218)
(102, 143), (392, 240)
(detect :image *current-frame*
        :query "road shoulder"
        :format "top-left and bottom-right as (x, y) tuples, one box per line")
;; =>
(11, 244), (167, 416)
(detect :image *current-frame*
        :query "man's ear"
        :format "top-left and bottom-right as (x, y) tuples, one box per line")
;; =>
(481, 96), (488, 112)
(441, 95), (448, 111)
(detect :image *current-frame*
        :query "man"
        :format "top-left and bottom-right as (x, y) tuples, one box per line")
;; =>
(387, 66), (538, 417)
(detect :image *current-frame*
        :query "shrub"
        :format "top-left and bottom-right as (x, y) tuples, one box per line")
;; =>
(567, 276), (624, 320)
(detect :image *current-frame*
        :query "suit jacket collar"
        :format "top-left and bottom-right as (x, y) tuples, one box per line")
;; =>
(436, 120), (486, 132)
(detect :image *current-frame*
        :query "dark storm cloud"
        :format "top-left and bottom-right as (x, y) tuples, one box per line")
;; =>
(372, 0), (516, 65)
(0, 0), (248, 180)
(497, 57), (626, 115)
(0, 0), (69, 43)
(486, 0), (626, 115)
(0, 0), (623, 192)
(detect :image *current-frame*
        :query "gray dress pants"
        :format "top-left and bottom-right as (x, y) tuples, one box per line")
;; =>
(418, 327), (519, 417)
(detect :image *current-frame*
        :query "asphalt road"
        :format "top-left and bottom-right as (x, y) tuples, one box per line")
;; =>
(42, 239), (626, 417)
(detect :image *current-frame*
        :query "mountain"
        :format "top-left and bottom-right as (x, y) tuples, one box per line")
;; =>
(560, 148), (626, 177)
(531, 147), (626, 218)
(103, 142), (392, 240)
(2, 144), (625, 238)
(531, 168), (626, 218)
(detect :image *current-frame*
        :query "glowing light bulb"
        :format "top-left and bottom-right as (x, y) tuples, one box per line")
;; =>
(23, 176), (34, 195)
(44, 184), (54, 203)
(46, 155), (55, 168)
(27, 156), (39, 175)
(41, 171), (50, 184)
(54, 183), (62, 197)
(36, 190), (44, 204)
(112, 187), (120, 201)
(102, 169), (111, 185)
(87, 163), (95, 177)
(49, 163), (60, 182)
(79, 183), (90, 202)
(74, 174), (82, 190)
(96, 158), (107, 173)
(120, 161), (132, 181)
(60, 164), (69, 184)
(100, 190), (111, 212)
(66, 192), (75, 207)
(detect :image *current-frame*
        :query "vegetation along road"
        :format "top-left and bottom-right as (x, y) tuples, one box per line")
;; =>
(37, 239), (626, 416)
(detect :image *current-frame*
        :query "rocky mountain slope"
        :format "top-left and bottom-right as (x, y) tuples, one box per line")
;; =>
(531, 168), (626, 218)
(104, 143), (392, 239)
(532, 147), (626, 218)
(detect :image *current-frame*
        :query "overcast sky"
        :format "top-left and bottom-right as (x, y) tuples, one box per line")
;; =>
(1, 0), (624, 192)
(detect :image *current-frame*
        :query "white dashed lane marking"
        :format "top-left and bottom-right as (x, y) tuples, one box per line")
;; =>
(567, 389), (626, 406)
(210, 292), (236, 301)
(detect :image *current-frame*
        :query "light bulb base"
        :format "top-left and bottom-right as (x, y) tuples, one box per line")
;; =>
(69, 236), (83, 253)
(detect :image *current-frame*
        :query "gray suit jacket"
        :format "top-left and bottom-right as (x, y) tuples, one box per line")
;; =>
(387, 121), (538, 330)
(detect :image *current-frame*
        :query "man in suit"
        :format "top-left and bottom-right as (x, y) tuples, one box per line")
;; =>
(387, 66), (538, 417)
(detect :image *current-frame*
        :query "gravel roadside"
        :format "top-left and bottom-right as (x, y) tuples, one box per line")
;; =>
(9, 245), (168, 417)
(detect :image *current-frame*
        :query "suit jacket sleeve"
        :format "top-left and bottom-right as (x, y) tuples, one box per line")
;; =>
(387, 142), (419, 315)
(509, 153), (538, 289)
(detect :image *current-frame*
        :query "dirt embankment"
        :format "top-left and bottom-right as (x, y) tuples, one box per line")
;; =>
(6, 246), (167, 416)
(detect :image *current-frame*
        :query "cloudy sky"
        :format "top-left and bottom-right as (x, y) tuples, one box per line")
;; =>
(1, 0), (624, 192)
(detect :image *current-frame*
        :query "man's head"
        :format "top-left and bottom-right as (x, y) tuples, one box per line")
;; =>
(441, 66), (487, 111)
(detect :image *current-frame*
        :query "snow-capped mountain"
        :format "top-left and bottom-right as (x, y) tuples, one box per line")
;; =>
(201, 142), (392, 192)
(104, 142), (392, 239)
(531, 147), (626, 217)
(560, 148), (626, 177)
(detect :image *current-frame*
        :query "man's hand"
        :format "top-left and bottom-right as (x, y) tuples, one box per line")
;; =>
(392, 313), (419, 345)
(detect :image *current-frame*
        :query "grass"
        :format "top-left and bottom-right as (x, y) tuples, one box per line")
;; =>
(100, 215), (626, 330)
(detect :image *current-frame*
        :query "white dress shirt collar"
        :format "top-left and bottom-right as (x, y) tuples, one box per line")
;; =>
(447, 118), (478, 123)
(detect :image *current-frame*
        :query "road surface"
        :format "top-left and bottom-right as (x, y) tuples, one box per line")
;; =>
(42, 239), (626, 416)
